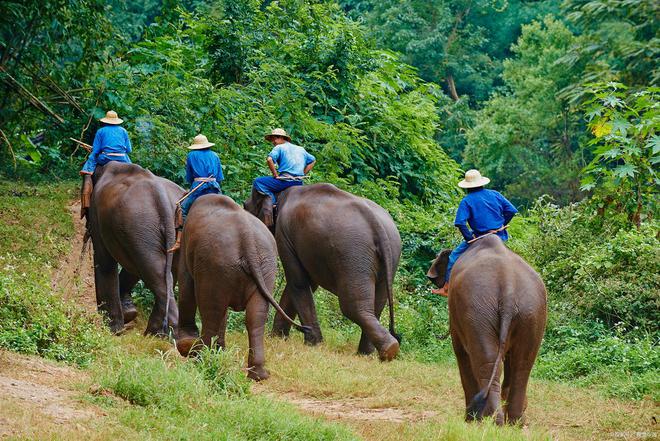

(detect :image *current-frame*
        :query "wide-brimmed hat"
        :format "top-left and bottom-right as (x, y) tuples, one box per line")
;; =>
(99, 110), (124, 125)
(188, 134), (215, 150)
(264, 128), (291, 142)
(458, 169), (490, 188)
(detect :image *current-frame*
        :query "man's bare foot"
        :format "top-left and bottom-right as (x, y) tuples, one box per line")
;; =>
(431, 283), (449, 297)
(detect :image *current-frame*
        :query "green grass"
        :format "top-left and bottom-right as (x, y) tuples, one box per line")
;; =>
(0, 180), (107, 365)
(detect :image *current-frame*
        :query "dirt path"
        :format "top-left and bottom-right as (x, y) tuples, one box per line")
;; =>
(0, 351), (104, 439)
(50, 201), (96, 314)
(254, 385), (437, 423)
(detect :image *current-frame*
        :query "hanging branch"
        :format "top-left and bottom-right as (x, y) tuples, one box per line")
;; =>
(71, 84), (104, 160)
(0, 128), (17, 169)
(0, 66), (65, 124)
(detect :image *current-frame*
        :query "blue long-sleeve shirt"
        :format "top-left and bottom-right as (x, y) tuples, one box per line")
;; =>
(81, 125), (132, 174)
(454, 188), (518, 241)
(268, 141), (315, 176)
(185, 149), (224, 192)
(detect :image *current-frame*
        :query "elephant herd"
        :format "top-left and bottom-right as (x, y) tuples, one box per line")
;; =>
(84, 161), (546, 425)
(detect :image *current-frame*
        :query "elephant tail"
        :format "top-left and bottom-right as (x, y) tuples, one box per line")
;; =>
(367, 205), (400, 343)
(466, 309), (513, 420)
(159, 189), (176, 336)
(244, 242), (312, 337)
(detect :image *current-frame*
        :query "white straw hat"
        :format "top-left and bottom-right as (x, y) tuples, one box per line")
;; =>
(458, 169), (491, 188)
(100, 110), (123, 125)
(264, 128), (291, 142)
(188, 134), (215, 150)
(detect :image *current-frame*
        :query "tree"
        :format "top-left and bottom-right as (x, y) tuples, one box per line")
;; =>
(463, 17), (585, 205)
(580, 82), (659, 226)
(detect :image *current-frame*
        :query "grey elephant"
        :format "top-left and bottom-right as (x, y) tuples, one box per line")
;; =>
(175, 194), (308, 380)
(244, 183), (401, 361)
(427, 235), (547, 424)
(86, 162), (184, 334)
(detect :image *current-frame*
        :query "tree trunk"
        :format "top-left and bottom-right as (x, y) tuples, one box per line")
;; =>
(446, 75), (459, 101)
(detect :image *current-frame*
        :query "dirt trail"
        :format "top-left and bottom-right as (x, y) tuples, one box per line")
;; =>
(0, 351), (104, 438)
(51, 201), (96, 314)
(255, 385), (437, 423)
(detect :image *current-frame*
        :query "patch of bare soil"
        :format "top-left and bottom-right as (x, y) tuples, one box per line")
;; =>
(254, 385), (436, 423)
(0, 350), (104, 438)
(51, 201), (96, 314)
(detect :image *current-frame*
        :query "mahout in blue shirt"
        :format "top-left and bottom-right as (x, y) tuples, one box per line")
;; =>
(268, 141), (316, 177)
(180, 148), (224, 219)
(185, 148), (224, 190)
(81, 125), (132, 174)
(454, 188), (518, 241)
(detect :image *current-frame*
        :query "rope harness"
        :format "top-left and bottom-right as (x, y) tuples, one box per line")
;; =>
(467, 224), (509, 244)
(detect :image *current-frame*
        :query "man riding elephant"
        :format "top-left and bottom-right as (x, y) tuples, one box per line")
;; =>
(244, 183), (401, 361)
(251, 128), (316, 227)
(86, 162), (182, 335)
(80, 110), (132, 219)
(169, 134), (224, 252)
(175, 194), (309, 381)
(426, 170), (545, 424)
(427, 236), (547, 425)
(432, 169), (518, 296)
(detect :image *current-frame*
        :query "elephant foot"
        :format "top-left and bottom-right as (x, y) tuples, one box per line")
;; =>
(176, 336), (202, 357)
(247, 365), (270, 381)
(378, 339), (399, 361)
(121, 300), (138, 324)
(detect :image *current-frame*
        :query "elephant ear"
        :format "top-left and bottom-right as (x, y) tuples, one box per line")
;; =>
(427, 249), (452, 287)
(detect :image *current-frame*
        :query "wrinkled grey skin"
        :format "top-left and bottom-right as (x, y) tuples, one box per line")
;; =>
(176, 194), (307, 381)
(245, 183), (402, 361)
(87, 162), (184, 335)
(427, 236), (547, 425)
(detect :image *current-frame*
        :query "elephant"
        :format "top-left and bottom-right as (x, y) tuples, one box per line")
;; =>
(426, 235), (547, 425)
(175, 194), (309, 381)
(86, 162), (184, 335)
(244, 183), (401, 361)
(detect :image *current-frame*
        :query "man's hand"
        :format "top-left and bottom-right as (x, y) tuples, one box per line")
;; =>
(267, 156), (279, 178)
(304, 160), (316, 176)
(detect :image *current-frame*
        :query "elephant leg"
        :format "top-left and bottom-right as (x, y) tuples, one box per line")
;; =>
(175, 267), (199, 357)
(471, 349), (504, 425)
(245, 292), (270, 381)
(452, 335), (480, 421)
(195, 277), (229, 350)
(501, 353), (512, 405)
(358, 280), (389, 356)
(338, 284), (398, 361)
(141, 256), (178, 336)
(278, 246), (322, 344)
(92, 242), (123, 333)
(504, 330), (543, 425)
(118, 269), (139, 324)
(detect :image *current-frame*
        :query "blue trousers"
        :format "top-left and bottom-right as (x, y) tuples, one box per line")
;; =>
(445, 236), (508, 282)
(253, 176), (302, 203)
(181, 185), (220, 220)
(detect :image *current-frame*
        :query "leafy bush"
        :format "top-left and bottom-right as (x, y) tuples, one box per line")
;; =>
(508, 199), (659, 399)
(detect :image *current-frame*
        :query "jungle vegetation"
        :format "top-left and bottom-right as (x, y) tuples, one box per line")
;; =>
(0, 0), (657, 431)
